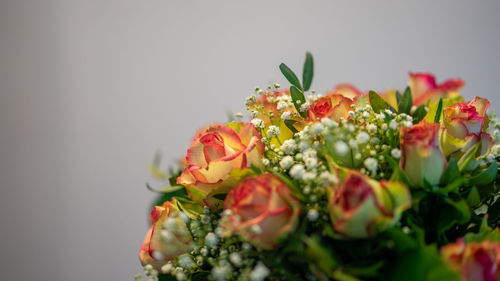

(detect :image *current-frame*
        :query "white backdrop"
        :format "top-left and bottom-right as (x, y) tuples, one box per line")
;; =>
(1, 1), (499, 280)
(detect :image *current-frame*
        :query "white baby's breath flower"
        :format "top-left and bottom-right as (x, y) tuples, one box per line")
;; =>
(261, 158), (270, 166)
(281, 111), (291, 120)
(389, 119), (398, 130)
(267, 125), (280, 137)
(356, 131), (370, 144)
(307, 209), (319, 221)
(251, 118), (265, 129)
(277, 101), (288, 111)
(366, 123), (378, 133)
(280, 139), (297, 155)
(250, 263), (270, 281)
(364, 157), (378, 173)
(279, 156), (294, 170)
(302, 171), (317, 182)
(321, 118), (338, 128)
(320, 171), (338, 185)
(205, 232), (218, 247)
(402, 120), (413, 128)
(289, 164), (306, 180)
(391, 148), (401, 159)
(311, 122), (324, 135)
(300, 102), (310, 112)
(334, 141), (349, 156)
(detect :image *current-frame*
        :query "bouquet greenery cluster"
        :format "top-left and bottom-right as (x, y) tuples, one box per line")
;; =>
(137, 53), (500, 281)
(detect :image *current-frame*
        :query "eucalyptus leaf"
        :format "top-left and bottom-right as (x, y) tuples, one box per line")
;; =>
(302, 52), (314, 91)
(279, 63), (302, 90)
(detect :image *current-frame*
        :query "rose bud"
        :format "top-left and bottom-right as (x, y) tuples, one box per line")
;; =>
(440, 97), (493, 157)
(177, 122), (265, 206)
(139, 199), (192, 270)
(401, 121), (447, 187)
(328, 170), (411, 238)
(307, 94), (354, 122)
(220, 173), (301, 249)
(409, 72), (464, 106)
(441, 239), (500, 281)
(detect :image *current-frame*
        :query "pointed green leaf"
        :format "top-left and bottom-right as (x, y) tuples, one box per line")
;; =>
(290, 85), (307, 118)
(470, 162), (498, 186)
(369, 90), (396, 113)
(397, 87), (413, 114)
(279, 63), (302, 90)
(284, 119), (299, 133)
(440, 158), (459, 185)
(437, 198), (471, 233)
(302, 52), (314, 91)
(434, 98), (443, 123)
(412, 105), (428, 124)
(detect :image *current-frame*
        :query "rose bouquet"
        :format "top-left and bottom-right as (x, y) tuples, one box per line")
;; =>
(136, 53), (500, 281)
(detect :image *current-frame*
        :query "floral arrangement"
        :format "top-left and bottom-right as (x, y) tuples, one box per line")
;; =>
(136, 53), (500, 281)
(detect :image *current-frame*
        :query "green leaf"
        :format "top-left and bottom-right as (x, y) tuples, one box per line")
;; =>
(369, 91), (396, 113)
(434, 98), (443, 123)
(397, 87), (413, 114)
(302, 52), (314, 91)
(412, 105), (428, 124)
(440, 158), (459, 185)
(271, 171), (305, 200)
(303, 236), (338, 276)
(290, 85), (307, 118)
(470, 162), (498, 186)
(389, 247), (461, 281)
(249, 163), (262, 175)
(212, 193), (227, 201)
(437, 198), (471, 233)
(191, 272), (210, 281)
(279, 63), (302, 90)
(384, 227), (418, 253)
(147, 184), (188, 208)
(488, 199), (500, 226)
(457, 142), (480, 171)
(466, 186), (481, 207)
(284, 119), (299, 133)
(158, 274), (176, 281)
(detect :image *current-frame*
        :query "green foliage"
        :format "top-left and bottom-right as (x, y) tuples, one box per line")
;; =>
(369, 91), (396, 113)
(434, 98), (443, 123)
(389, 247), (462, 281)
(302, 52), (314, 91)
(279, 63), (302, 90)
(397, 87), (412, 114)
(290, 85), (307, 118)
(412, 105), (428, 123)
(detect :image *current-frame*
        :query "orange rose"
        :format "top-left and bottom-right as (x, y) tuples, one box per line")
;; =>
(177, 122), (264, 206)
(409, 72), (464, 106)
(442, 239), (500, 281)
(441, 97), (494, 157)
(139, 199), (192, 270)
(401, 121), (447, 187)
(307, 94), (353, 122)
(220, 174), (301, 249)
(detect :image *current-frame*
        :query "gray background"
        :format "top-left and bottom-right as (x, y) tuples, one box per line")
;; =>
(1, 1), (499, 280)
